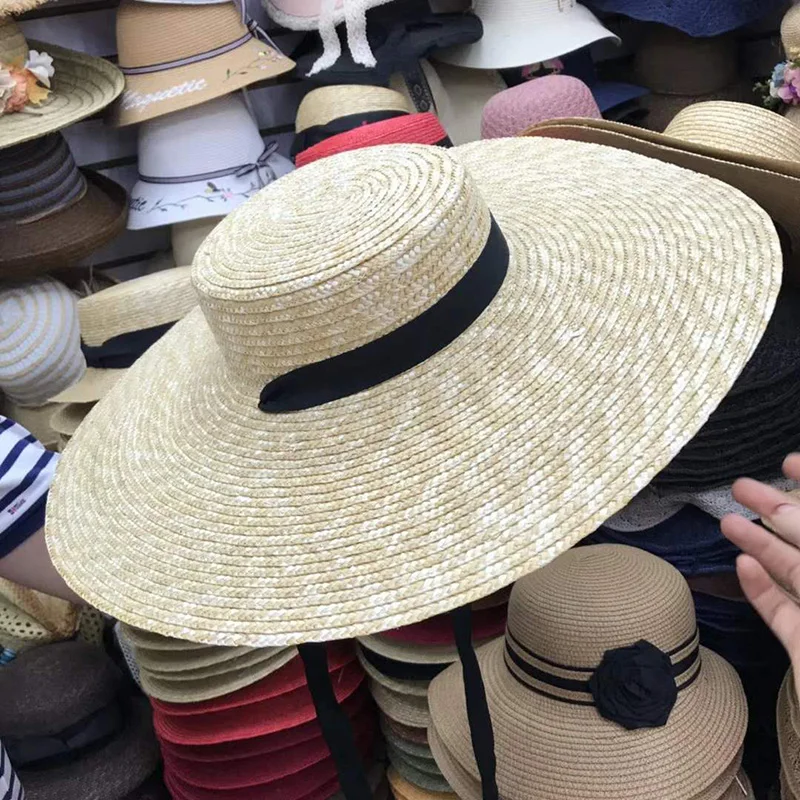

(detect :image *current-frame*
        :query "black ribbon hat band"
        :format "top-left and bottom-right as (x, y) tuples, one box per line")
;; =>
(81, 322), (175, 370)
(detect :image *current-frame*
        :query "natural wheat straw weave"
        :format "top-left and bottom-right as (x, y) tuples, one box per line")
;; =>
(295, 84), (412, 132)
(370, 680), (431, 728)
(0, 20), (123, 149)
(46, 139), (781, 646)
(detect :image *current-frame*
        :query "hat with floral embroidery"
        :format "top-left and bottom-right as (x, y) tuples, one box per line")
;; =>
(0, 19), (123, 149)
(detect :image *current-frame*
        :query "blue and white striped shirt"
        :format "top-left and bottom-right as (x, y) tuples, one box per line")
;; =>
(0, 417), (59, 559)
(0, 742), (24, 800)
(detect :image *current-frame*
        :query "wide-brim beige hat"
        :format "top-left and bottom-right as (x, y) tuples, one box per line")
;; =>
(46, 138), (782, 647)
(51, 266), (197, 405)
(0, 20), (123, 149)
(524, 101), (800, 278)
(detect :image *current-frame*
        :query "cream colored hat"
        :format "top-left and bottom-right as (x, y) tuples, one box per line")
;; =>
(0, 19), (123, 149)
(429, 545), (748, 800)
(296, 85), (412, 133)
(0, 278), (85, 407)
(46, 138), (781, 647)
(782, 4), (800, 54)
(51, 267), (197, 405)
(171, 217), (223, 266)
(525, 101), (800, 276)
(49, 402), (93, 449)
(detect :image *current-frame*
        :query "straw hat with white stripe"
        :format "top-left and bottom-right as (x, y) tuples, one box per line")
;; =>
(524, 101), (800, 280)
(429, 545), (748, 800)
(46, 138), (781, 647)
(51, 267), (198, 405)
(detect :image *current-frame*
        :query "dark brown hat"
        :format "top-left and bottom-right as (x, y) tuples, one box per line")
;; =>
(0, 134), (127, 279)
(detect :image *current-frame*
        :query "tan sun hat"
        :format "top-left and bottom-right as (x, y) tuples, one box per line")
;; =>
(112, 0), (294, 127)
(46, 138), (781, 647)
(428, 545), (748, 800)
(0, 20), (123, 149)
(525, 101), (800, 279)
(50, 267), (198, 405)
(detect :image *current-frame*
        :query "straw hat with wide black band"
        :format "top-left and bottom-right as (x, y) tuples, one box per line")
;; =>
(429, 545), (748, 800)
(0, 134), (127, 278)
(46, 139), (780, 799)
(51, 267), (198, 405)
(524, 101), (800, 283)
(0, 20), (123, 149)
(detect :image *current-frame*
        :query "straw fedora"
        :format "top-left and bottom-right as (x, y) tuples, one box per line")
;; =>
(46, 138), (782, 647)
(129, 94), (293, 230)
(295, 112), (451, 167)
(51, 267), (198, 405)
(292, 84), (412, 156)
(481, 75), (601, 139)
(434, 0), (618, 71)
(0, 134), (128, 277)
(0, 20), (123, 149)
(112, 0), (294, 127)
(525, 102), (800, 278)
(429, 545), (748, 800)
(388, 766), (456, 800)
(0, 278), (84, 407)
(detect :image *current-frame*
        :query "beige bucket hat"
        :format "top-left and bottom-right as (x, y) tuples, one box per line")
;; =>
(0, 20), (123, 149)
(112, 0), (294, 127)
(46, 138), (781, 647)
(525, 101), (800, 279)
(429, 545), (748, 800)
(51, 267), (198, 405)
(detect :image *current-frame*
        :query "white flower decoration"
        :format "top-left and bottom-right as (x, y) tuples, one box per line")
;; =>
(0, 66), (16, 113)
(24, 50), (54, 88)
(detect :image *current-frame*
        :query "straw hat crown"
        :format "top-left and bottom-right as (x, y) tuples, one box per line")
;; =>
(295, 85), (412, 131)
(508, 544), (695, 668)
(193, 145), (489, 379)
(782, 4), (800, 54)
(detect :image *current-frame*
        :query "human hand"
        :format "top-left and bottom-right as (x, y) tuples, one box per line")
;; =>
(721, 454), (800, 687)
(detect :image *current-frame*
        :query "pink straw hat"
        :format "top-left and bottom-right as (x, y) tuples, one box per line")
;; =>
(481, 75), (602, 140)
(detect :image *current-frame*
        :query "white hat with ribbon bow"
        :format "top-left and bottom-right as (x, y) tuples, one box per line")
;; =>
(128, 92), (293, 230)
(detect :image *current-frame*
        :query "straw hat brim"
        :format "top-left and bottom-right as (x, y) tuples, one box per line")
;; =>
(382, 716), (428, 746)
(388, 765), (456, 800)
(140, 647), (297, 703)
(0, 171), (128, 277)
(112, 38), (293, 127)
(777, 670), (800, 796)
(46, 138), (782, 647)
(358, 634), (465, 665)
(2, 400), (63, 450)
(50, 369), (124, 404)
(142, 645), (282, 680)
(0, 0), (50, 15)
(121, 624), (212, 651)
(357, 645), (430, 697)
(49, 402), (94, 437)
(295, 86), (412, 132)
(429, 638), (747, 800)
(389, 746), (453, 794)
(0, 41), (123, 149)
(370, 679), (431, 728)
(134, 641), (277, 673)
(382, 720), (434, 760)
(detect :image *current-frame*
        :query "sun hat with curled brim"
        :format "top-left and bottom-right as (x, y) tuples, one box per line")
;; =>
(0, 134), (127, 278)
(112, 0), (294, 127)
(0, 20), (123, 149)
(524, 102), (800, 281)
(44, 138), (783, 648)
(51, 267), (197, 405)
(428, 545), (748, 800)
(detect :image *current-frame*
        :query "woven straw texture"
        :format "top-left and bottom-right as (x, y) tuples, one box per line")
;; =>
(356, 645), (429, 697)
(777, 669), (800, 798)
(0, 21), (123, 149)
(429, 546), (748, 800)
(0, 0), (49, 16)
(371, 680), (430, 728)
(50, 401), (93, 439)
(0, 579), (79, 652)
(783, 4), (800, 53)
(295, 85), (412, 131)
(46, 139), (781, 646)
(2, 400), (63, 451)
(388, 765), (456, 800)
(481, 75), (601, 140)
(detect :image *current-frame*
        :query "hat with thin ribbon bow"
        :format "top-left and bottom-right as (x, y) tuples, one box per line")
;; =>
(129, 94), (293, 230)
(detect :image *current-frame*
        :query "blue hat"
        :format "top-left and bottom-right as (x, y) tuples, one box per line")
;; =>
(560, 47), (648, 113)
(584, 0), (786, 37)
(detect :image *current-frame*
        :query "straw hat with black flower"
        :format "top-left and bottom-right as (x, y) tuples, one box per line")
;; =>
(44, 137), (782, 648)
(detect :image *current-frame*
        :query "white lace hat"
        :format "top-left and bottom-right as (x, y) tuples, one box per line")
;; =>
(128, 93), (293, 230)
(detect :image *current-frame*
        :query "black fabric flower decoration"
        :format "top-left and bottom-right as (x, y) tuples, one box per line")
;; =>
(588, 640), (678, 731)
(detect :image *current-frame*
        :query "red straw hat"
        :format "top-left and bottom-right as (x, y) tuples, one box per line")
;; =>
(152, 643), (354, 717)
(163, 709), (376, 789)
(295, 112), (451, 167)
(157, 688), (371, 763)
(381, 603), (507, 645)
(153, 661), (365, 745)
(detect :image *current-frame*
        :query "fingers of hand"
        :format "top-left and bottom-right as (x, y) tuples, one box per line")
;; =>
(731, 477), (800, 545)
(785, 453), (800, 482)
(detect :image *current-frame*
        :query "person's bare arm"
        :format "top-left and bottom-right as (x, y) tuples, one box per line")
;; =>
(0, 527), (83, 604)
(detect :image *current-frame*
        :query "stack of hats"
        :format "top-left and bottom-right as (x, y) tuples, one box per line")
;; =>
(48, 266), (199, 448)
(429, 545), (753, 800)
(137, 640), (380, 800)
(0, 641), (163, 799)
(357, 593), (508, 796)
(778, 668), (800, 799)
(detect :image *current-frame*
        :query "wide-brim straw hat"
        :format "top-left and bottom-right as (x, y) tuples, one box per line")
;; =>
(2, 400), (63, 451)
(0, 20), (123, 149)
(51, 267), (198, 405)
(524, 101), (800, 280)
(389, 745), (452, 794)
(777, 669), (800, 798)
(112, 0), (294, 127)
(428, 545), (748, 800)
(356, 644), (435, 697)
(388, 765), (457, 800)
(370, 679), (431, 727)
(433, 0), (618, 71)
(49, 402), (93, 443)
(46, 138), (782, 647)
